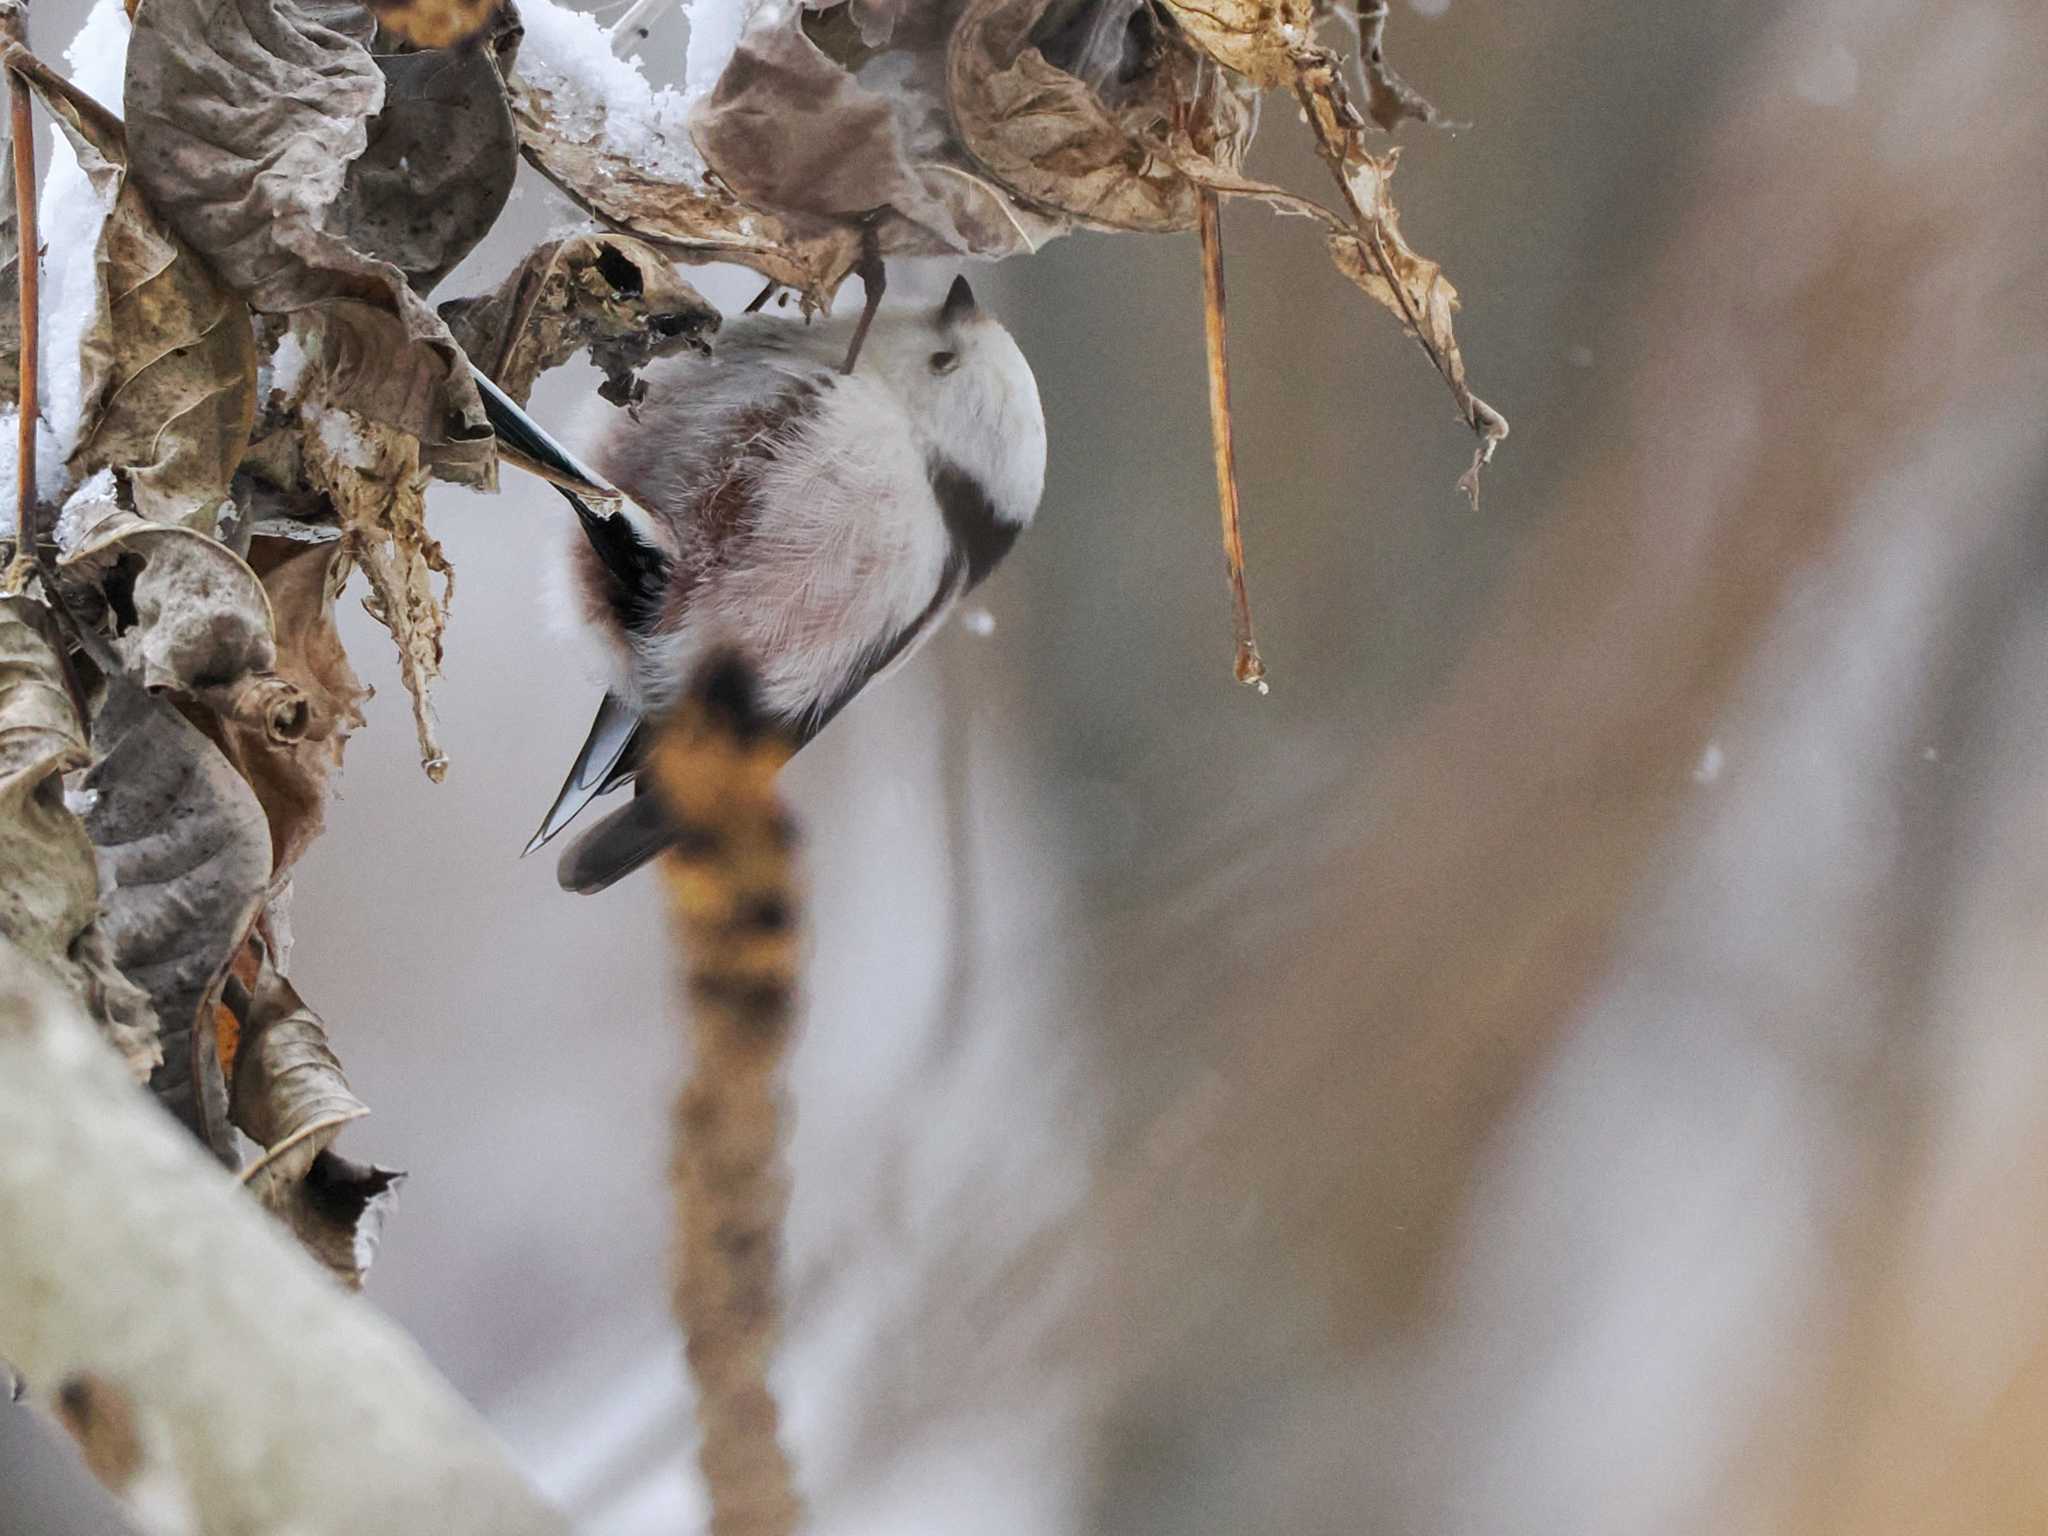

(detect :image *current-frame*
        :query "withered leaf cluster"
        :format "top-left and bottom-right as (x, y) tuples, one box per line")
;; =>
(0, 0), (1497, 1284)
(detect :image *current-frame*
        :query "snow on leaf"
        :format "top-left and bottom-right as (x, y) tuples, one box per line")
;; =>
(0, 596), (158, 1081)
(196, 536), (369, 882)
(122, 0), (495, 487)
(300, 404), (452, 781)
(85, 672), (271, 1158)
(510, 0), (863, 303)
(440, 233), (721, 409)
(0, 41), (259, 530)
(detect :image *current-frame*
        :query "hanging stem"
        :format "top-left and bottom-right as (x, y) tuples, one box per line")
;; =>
(1197, 188), (1265, 690)
(7, 30), (36, 559)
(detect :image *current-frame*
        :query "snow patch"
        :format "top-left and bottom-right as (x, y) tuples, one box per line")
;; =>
(38, 0), (133, 477)
(267, 331), (313, 407)
(52, 467), (118, 550)
(0, 411), (71, 535)
(307, 404), (381, 472)
(515, 0), (729, 182)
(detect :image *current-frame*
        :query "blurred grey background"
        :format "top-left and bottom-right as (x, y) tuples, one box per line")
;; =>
(10, 0), (2048, 1530)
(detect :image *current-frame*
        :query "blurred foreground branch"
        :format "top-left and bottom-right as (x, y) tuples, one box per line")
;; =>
(0, 943), (567, 1536)
(648, 659), (805, 1536)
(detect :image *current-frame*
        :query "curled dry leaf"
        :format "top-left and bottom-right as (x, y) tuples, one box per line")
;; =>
(300, 405), (450, 780)
(227, 934), (400, 1287)
(1297, 55), (1505, 502)
(58, 502), (311, 747)
(198, 535), (368, 880)
(85, 673), (273, 1161)
(947, 0), (1258, 232)
(692, 10), (1053, 260)
(274, 1149), (403, 1290)
(1153, 0), (1312, 89)
(1, 43), (257, 528)
(440, 233), (720, 409)
(507, 6), (863, 303)
(0, 596), (158, 1079)
(122, 0), (494, 485)
(367, 0), (503, 50)
(1355, 0), (1441, 132)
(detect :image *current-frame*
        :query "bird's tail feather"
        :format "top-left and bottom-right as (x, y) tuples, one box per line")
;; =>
(556, 793), (674, 895)
(525, 694), (646, 856)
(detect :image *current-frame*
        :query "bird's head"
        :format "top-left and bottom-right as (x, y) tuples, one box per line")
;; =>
(865, 275), (1047, 531)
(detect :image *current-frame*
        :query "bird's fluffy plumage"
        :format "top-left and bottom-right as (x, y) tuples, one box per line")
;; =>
(526, 277), (1046, 890)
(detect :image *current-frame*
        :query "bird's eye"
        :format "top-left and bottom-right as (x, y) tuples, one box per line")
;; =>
(929, 350), (959, 375)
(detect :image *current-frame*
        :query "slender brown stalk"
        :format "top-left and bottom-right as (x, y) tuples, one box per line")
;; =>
(1197, 188), (1265, 689)
(647, 657), (804, 1536)
(7, 32), (36, 556)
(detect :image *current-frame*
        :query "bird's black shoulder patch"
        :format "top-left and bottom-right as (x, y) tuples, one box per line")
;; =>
(566, 490), (671, 635)
(927, 457), (1019, 589)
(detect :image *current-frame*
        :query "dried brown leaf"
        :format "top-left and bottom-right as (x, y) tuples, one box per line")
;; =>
(367, 0), (503, 50)
(224, 935), (398, 1285)
(947, 0), (1257, 232)
(0, 596), (157, 1079)
(57, 503), (309, 743)
(508, 48), (863, 303)
(85, 673), (272, 1159)
(1154, 0), (1311, 88)
(1299, 56), (1505, 501)
(1, 44), (257, 528)
(692, 13), (1048, 258)
(338, 40), (518, 292)
(199, 536), (368, 880)
(440, 233), (720, 409)
(300, 406), (450, 780)
(1355, 0), (1440, 132)
(122, 0), (494, 485)
(274, 1149), (403, 1290)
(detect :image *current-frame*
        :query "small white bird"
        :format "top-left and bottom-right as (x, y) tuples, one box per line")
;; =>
(479, 275), (1047, 893)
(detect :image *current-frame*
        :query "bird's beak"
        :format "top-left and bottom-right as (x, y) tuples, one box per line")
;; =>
(940, 274), (980, 326)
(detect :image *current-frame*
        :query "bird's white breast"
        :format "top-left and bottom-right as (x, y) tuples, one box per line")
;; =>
(627, 370), (956, 722)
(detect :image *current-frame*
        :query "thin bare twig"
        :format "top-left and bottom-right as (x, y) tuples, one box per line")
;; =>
(647, 657), (805, 1536)
(6, 20), (37, 562)
(1196, 189), (1266, 689)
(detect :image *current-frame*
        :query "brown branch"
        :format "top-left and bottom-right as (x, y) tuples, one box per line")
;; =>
(646, 657), (805, 1536)
(1196, 188), (1265, 689)
(6, 15), (36, 559)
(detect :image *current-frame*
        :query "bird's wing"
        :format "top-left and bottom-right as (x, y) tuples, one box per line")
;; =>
(524, 693), (646, 855)
(472, 365), (673, 634)
(555, 787), (673, 895)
